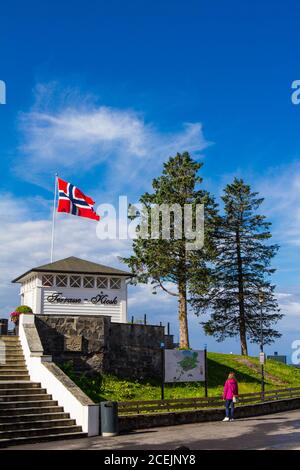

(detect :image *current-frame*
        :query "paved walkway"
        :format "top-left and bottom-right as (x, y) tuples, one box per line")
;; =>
(6, 409), (300, 450)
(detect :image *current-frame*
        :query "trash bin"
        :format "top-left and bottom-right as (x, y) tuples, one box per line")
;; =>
(100, 401), (118, 437)
(0, 319), (8, 335)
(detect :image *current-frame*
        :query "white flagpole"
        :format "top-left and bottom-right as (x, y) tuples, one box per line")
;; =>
(50, 173), (58, 262)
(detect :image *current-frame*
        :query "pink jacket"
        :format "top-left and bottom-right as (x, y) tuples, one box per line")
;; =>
(223, 378), (238, 400)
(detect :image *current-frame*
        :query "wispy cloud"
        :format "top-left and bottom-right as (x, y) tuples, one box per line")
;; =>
(17, 83), (210, 191)
(256, 161), (300, 245)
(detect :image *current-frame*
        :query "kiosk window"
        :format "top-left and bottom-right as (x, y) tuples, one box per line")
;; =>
(70, 276), (81, 288)
(110, 278), (121, 289)
(56, 275), (68, 287)
(83, 276), (94, 288)
(42, 275), (53, 287)
(97, 277), (108, 288)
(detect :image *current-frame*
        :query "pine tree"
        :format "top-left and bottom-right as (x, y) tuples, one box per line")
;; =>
(190, 178), (282, 355)
(122, 152), (218, 348)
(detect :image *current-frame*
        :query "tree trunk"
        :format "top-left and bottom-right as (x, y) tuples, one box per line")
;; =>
(178, 279), (189, 349)
(239, 319), (248, 356)
(236, 229), (248, 356)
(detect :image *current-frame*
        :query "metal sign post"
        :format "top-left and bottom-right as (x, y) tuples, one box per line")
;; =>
(160, 342), (165, 401)
(259, 351), (266, 400)
(204, 344), (208, 398)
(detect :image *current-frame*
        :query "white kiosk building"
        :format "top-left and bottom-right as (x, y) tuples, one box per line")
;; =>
(12, 256), (133, 323)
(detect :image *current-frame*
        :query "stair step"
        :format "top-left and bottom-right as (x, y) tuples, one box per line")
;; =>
(0, 371), (28, 376)
(0, 340), (21, 343)
(0, 343), (22, 346)
(0, 343), (21, 346)
(0, 365), (28, 370)
(0, 424), (82, 439)
(0, 367), (28, 377)
(0, 337), (20, 340)
(0, 406), (64, 416)
(0, 357), (26, 367)
(0, 376), (30, 381)
(0, 388), (46, 396)
(0, 412), (70, 422)
(0, 352), (23, 356)
(0, 359), (25, 364)
(0, 361), (26, 366)
(0, 399), (58, 409)
(0, 373), (29, 378)
(0, 431), (87, 448)
(0, 366), (27, 370)
(0, 418), (76, 431)
(0, 340), (21, 342)
(0, 393), (52, 402)
(0, 366), (28, 370)
(0, 354), (23, 358)
(0, 382), (40, 389)
(0, 356), (26, 360)
(0, 340), (22, 343)
(0, 349), (23, 352)
(0, 354), (24, 359)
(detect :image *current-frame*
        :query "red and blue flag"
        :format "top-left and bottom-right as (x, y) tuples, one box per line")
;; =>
(57, 178), (100, 221)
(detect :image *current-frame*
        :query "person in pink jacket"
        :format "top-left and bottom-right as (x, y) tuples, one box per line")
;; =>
(222, 372), (239, 421)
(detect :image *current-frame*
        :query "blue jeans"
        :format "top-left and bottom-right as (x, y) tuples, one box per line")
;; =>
(225, 399), (234, 418)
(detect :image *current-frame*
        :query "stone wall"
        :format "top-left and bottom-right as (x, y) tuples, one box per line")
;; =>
(35, 314), (174, 380)
(118, 397), (300, 432)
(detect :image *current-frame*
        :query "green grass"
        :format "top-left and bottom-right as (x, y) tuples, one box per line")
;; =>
(60, 352), (300, 403)
(206, 353), (300, 396)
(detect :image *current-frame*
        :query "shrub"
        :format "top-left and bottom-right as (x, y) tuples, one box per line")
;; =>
(15, 305), (33, 314)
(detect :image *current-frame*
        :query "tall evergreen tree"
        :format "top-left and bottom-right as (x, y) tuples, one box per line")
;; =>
(190, 178), (282, 355)
(122, 152), (218, 348)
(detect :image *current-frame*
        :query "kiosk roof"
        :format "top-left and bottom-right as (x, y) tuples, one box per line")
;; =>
(12, 256), (133, 283)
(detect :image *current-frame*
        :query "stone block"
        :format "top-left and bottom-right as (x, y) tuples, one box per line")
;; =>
(64, 335), (83, 352)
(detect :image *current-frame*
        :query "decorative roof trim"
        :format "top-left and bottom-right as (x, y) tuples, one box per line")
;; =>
(12, 256), (134, 283)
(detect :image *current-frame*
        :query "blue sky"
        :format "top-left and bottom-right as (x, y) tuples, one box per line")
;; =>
(1, 0), (300, 360)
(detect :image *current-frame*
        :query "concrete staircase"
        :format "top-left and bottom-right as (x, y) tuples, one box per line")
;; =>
(0, 335), (87, 447)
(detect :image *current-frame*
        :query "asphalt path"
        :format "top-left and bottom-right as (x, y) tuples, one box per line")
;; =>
(6, 408), (300, 450)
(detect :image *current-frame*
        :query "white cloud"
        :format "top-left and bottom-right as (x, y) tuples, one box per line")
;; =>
(128, 282), (177, 309)
(17, 84), (209, 190)
(256, 161), (300, 245)
(276, 292), (292, 299)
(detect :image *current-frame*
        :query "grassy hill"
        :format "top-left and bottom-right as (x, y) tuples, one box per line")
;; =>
(61, 352), (300, 403)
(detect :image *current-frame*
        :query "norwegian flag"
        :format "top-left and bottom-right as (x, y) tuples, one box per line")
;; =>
(57, 178), (100, 221)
